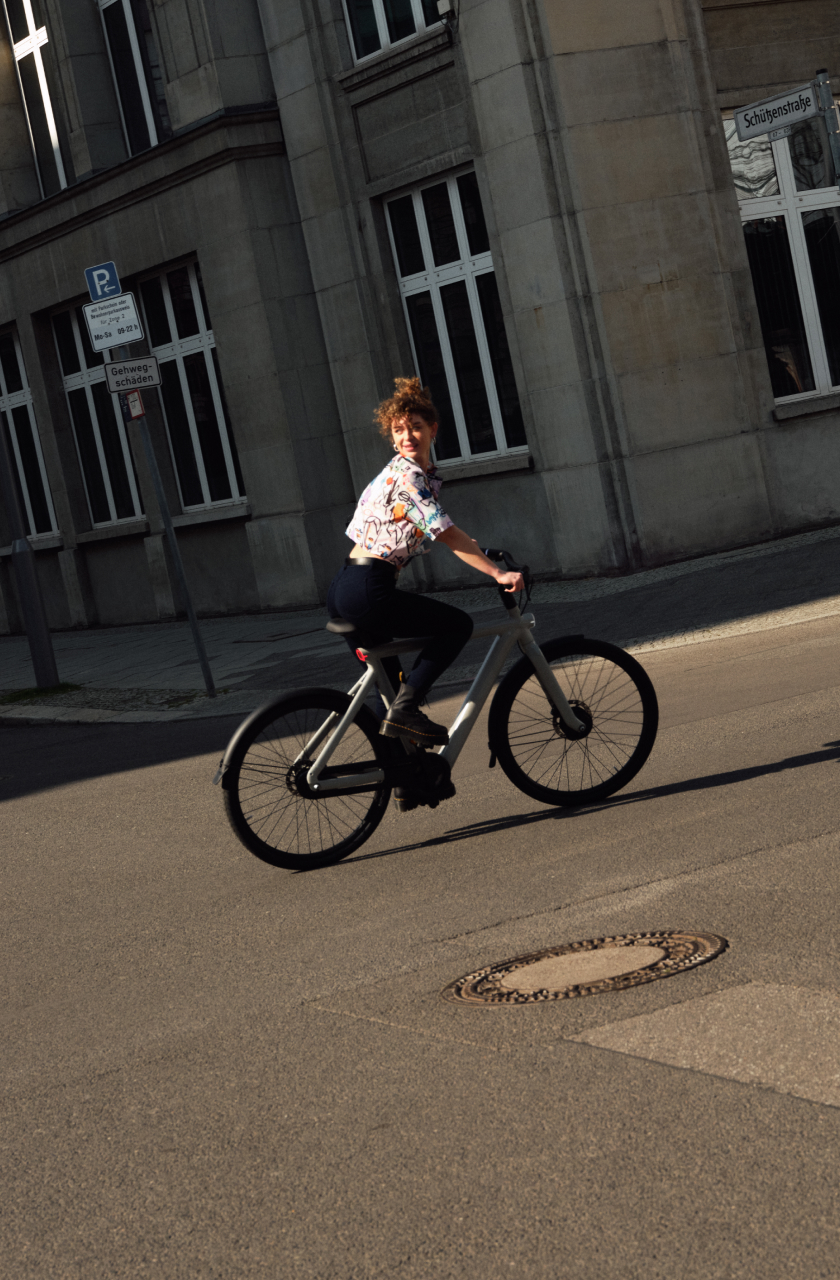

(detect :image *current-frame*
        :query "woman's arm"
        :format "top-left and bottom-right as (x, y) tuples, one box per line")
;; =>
(436, 525), (525, 593)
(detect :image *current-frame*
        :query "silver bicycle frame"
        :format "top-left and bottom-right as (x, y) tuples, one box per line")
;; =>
(305, 605), (585, 794)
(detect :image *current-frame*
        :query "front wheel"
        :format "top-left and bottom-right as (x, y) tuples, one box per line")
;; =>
(488, 637), (658, 807)
(223, 689), (392, 870)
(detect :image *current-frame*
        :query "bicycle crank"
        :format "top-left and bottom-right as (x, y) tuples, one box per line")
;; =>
(391, 751), (455, 813)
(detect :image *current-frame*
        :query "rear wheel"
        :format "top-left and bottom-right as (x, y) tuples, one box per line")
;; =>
(223, 690), (391, 870)
(489, 637), (658, 807)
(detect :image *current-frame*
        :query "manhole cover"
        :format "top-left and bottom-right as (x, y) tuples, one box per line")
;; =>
(442, 931), (728, 1005)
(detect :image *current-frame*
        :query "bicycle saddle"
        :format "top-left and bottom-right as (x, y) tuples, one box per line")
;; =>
(326, 618), (435, 655)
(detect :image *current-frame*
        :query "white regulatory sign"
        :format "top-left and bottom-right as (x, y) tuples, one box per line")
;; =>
(734, 83), (819, 141)
(82, 292), (144, 352)
(104, 356), (161, 393)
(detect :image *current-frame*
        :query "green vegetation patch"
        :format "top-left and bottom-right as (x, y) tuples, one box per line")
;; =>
(0, 683), (82, 704)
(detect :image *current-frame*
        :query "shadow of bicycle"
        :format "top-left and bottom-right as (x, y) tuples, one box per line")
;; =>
(337, 739), (840, 866)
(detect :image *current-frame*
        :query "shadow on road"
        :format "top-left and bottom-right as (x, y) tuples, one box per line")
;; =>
(337, 740), (840, 867)
(0, 718), (238, 803)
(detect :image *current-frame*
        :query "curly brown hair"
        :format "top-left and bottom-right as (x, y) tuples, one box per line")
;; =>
(374, 377), (438, 440)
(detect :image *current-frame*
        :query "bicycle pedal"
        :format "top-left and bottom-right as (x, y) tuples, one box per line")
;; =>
(394, 796), (419, 813)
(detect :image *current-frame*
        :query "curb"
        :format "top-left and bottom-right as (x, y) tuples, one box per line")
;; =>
(5, 596), (840, 726)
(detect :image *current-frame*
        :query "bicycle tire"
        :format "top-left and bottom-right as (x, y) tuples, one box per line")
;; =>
(488, 637), (658, 807)
(223, 689), (392, 870)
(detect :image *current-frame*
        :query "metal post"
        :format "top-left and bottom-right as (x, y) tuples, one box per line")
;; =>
(132, 407), (216, 698)
(0, 417), (60, 687)
(815, 70), (840, 185)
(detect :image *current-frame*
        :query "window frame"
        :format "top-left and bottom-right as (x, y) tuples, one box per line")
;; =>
(386, 168), (528, 466)
(2, 0), (68, 196)
(52, 307), (144, 528)
(342, 0), (441, 65)
(728, 114), (840, 403)
(136, 261), (243, 512)
(0, 328), (58, 539)
(97, 0), (167, 154)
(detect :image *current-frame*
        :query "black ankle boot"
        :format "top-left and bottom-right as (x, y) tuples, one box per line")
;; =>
(380, 683), (449, 745)
(394, 753), (456, 811)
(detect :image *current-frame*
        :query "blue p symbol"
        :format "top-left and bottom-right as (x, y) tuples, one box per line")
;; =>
(84, 261), (122, 301)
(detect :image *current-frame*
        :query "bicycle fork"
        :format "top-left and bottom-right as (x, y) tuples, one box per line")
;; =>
(517, 631), (587, 735)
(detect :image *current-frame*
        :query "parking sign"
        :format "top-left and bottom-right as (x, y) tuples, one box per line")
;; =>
(84, 261), (122, 301)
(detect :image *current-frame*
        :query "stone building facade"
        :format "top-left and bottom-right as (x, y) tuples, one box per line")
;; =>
(0, 0), (838, 632)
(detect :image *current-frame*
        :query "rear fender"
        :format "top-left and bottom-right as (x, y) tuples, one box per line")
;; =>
(212, 688), (353, 789)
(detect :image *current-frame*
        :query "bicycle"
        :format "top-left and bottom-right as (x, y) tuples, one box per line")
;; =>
(214, 551), (659, 871)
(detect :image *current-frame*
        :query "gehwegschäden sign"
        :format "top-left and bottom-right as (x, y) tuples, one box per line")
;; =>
(734, 83), (819, 141)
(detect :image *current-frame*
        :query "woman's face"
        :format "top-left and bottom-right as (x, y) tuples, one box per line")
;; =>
(392, 413), (438, 467)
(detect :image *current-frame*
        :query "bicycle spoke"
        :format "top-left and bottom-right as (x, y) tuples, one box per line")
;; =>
(226, 693), (391, 866)
(495, 642), (656, 806)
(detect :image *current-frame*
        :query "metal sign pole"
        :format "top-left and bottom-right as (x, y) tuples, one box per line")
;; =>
(0, 418), (59, 687)
(83, 264), (214, 696)
(116, 385), (216, 698)
(815, 69), (840, 185)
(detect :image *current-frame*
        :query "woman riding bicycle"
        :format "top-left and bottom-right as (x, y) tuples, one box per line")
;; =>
(327, 377), (524, 747)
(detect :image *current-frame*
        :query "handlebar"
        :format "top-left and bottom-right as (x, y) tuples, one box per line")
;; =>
(482, 548), (531, 611)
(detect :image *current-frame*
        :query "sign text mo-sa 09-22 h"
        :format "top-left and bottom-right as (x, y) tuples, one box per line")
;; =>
(82, 294), (144, 352)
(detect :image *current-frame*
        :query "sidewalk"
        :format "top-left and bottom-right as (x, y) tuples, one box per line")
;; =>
(4, 523), (840, 725)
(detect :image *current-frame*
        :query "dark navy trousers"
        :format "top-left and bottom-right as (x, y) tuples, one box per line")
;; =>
(326, 561), (473, 696)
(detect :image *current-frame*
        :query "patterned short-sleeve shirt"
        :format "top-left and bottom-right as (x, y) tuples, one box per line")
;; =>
(346, 454), (454, 569)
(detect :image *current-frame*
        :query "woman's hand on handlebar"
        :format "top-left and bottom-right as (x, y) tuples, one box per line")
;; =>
(438, 526), (526, 593)
(496, 569), (525, 594)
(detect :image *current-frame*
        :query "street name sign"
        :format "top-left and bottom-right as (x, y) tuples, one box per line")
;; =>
(82, 293), (144, 352)
(734, 83), (819, 141)
(105, 356), (161, 393)
(84, 260), (121, 301)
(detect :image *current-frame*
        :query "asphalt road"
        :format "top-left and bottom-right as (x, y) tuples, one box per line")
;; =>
(4, 613), (840, 1278)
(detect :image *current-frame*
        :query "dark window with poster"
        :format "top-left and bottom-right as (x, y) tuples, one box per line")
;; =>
(725, 112), (840, 400)
(386, 171), (527, 465)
